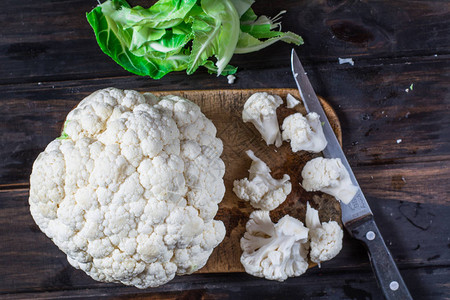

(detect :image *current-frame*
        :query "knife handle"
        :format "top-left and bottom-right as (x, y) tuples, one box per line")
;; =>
(349, 216), (412, 300)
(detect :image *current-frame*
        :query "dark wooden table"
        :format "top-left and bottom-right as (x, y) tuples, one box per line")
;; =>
(1, 1), (449, 299)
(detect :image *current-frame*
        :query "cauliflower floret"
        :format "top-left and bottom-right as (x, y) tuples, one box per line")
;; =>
(306, 202), (343, 266)
(233, 150), (291, 211)
(286, 93), (301, 108)
(29, 87), (226, 289)
(240, 211), (309, 281)
(282, 112), (327, 153)
(173, 220), (225, 274)
(227, 74), (236, 84)
(301, 157), (358, 204)
(242, 92), (283, 147)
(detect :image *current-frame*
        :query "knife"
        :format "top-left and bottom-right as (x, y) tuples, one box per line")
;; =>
(291, 49), (412, 300)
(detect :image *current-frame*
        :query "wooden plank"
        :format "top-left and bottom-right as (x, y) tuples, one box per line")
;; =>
(1, 264), (448, 299)
(1, 59), (449, 193)
(1, 188), (449, 294)
(0, 1), (449, 83)
(355, 161), (450, 206)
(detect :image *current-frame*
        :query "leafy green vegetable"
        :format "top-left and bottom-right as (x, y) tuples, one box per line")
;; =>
(202, 60), (238, 75)
(115, 0), (197, 29)
(235, 31), (303, 54)
(57, 132), (69, 140)
(87, 0), (303, 79)
(240, 7), (257, 22)
(87, 1), (189, 78)
(230, 0), (254, 17)
(57, 120), (70, 140)
(187, 0), (240, 75)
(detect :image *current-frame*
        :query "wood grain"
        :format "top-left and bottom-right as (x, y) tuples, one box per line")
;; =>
(1, 59), (449, 205)
(1, 189), (448, 295)
(1, 183), (449, 299)
(1, 266), (449, 300)
(0, 1), (449, 84)
(354, 161), (450, 206)
(2, 89), (449, 293)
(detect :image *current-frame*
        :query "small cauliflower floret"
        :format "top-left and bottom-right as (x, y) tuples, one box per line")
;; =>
(29, 87), (226, 289)
(240, 211), (309, 281)
(282, 112), (327, 153)
(301, 157), (358, 204)
(306, 202), (343, 266)
(227, 74), (236, 84)
(242, 92), (283, 147)
(286, 93), (301, 108)
(233, 150), (291, 211)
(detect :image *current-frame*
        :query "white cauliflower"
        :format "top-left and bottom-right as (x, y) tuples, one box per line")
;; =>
(286, 93), (300, 108)
(301, 157), (358, 204)
(242, 92), (283, 147)
(282, 112), (327, 153)
(29, 87), (226, 289)
(233, 150), (291, 211)
(227, 74), (236, 84)
(240, 211), (309, 281)
(306, 203), (343, 266)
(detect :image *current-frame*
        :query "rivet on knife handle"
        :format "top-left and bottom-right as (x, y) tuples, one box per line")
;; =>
(349, 216), (413, 300)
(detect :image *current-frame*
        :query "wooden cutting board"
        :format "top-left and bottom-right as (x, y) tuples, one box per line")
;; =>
(152, 88), (343, 273)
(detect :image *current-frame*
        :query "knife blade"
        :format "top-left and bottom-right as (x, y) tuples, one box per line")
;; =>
(291, 49), (412, 300)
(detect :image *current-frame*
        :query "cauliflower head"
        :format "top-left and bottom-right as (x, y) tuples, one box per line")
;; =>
(233, 150), (291, 211)
(306, 203), (343, 266)
(282, 112), (327, 153)
(29, 87), (226, 288)
(240, 211), (309, 281)
(242, 92), (283, 147)
(301, 157), (358, 204)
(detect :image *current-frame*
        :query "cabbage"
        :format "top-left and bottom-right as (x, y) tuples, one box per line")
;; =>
(87, 0), (303, 79)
